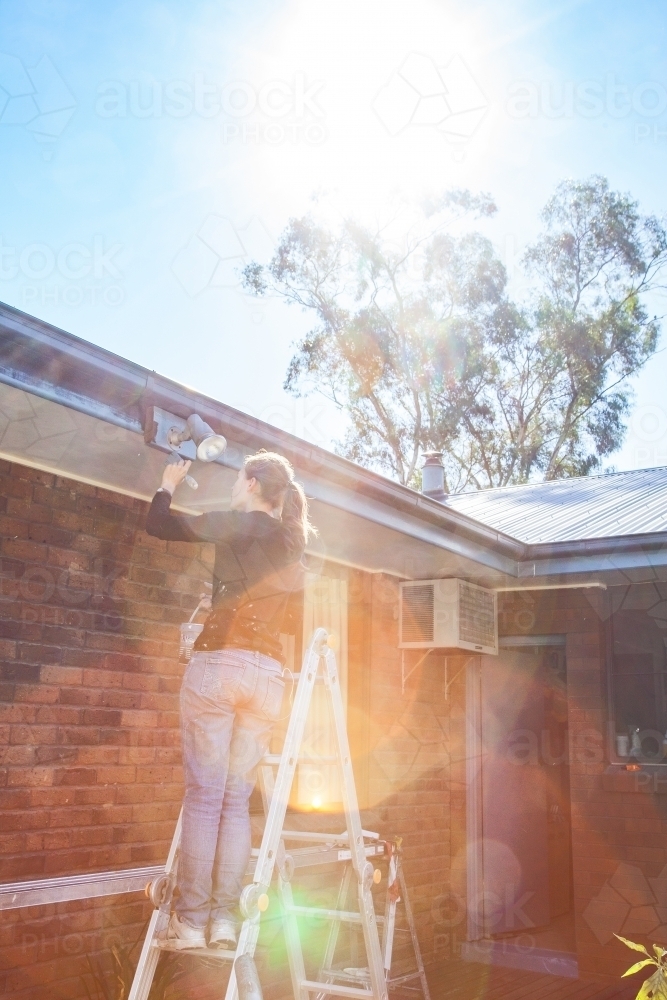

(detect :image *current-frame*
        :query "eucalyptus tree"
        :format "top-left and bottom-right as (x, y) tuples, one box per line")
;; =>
(461, 176), (667, 486)
(245, 177), (667, 489)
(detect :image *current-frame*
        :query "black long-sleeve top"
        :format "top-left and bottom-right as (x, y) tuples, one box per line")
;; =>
(145, 490), (304, 662)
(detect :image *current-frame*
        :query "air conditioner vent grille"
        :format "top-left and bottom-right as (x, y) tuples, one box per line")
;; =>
(401, 584), (434, 644)
(459, 581), (496, 648)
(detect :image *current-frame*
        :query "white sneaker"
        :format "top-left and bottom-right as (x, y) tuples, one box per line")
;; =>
(208, 918), (237, 948)
(163, 912), (206, 950)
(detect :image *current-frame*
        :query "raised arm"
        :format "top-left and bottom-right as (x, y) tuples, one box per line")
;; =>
(145, 460), (245, 544)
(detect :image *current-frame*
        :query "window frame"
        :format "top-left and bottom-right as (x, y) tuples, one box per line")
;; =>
(605, 586), (667, 766)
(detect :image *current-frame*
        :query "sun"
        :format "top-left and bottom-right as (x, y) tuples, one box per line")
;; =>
(219, 0), (496, 219)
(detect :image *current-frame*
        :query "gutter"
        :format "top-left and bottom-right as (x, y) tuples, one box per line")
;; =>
(525, 531), (667, 560)
(0, 365), (142, 434)
(1, 356), (521, 576)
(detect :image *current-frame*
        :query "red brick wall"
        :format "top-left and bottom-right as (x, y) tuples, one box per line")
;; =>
(360, 573), (459, 968)
(14, 459), (646, 992)
(0, 459), (213, 997)
(0, 464), (459, 996)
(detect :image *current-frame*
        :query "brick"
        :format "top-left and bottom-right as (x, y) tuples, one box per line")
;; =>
(0, 788), (31, 809)
(100, 690), (141, 709)
(81, 708), (122, 727)
(39, 665), (82, 685)
(102, 653), (139, 673)
(13, 684), (59, 704)
(6, 767), (54, 787)
(135, 765), (172, 784)
(47, 806), (95, 828)
(0, 515), (30, 540)
(0, 637), (18, 660)
(18, 643), (62, 665)
(40, 626), (86, 648)
(2, 538), (48, 562)
(61, 648), (104, 669)
(80, 668), (122, 689)
(34, 705), (81, 725)
(1, 663), (39, 684)
(116, 783), (155, 804)
(60, 689), (104, 709)
(122, 672), (158, 692)
(53, 767), (97, 786)
(120, 710), (158, 728)
(95, 765), (136, 784)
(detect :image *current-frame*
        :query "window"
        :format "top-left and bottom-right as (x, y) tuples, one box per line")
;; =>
(610, 587), (667, 762)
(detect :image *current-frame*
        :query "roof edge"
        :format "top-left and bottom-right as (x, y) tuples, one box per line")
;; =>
(3, 300), (667, 577)
(0, 302), (526, 566)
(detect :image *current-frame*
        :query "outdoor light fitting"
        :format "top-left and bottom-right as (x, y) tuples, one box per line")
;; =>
(143, 406), (228, 490)
(166, 414), (227, 463)
(144, 406), (228, 463)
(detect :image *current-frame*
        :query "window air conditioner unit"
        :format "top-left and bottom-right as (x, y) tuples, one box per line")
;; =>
(399, 578), (498, 654)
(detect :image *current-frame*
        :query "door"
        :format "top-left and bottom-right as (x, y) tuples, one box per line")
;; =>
(543, 647), (572, 919)
(479, 651), (550, 935)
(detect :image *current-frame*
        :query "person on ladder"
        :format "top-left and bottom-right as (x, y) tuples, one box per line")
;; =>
(146, 450), (316, 952)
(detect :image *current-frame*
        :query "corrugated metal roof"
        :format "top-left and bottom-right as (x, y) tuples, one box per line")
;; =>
(444, 467), (667, 544)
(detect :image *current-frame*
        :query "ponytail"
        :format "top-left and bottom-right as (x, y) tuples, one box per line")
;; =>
(243, 450), (317, 555)
(281, 478), (315, 555)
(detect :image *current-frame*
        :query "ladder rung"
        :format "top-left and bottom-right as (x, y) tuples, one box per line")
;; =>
(276, 829), (380, 843)
(322, 966), (370, 982)
(387, 971), (426, 986)
(280, 830), (349, 843)
(300, 980), (373, 999)
(248, 842), (382, 863)
(152, 941), (235, 961)
(286, 905), (383, 924)
(261, 754), (338, 764)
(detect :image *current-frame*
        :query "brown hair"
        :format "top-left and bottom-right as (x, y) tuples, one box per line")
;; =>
(243, 450), (316, 554)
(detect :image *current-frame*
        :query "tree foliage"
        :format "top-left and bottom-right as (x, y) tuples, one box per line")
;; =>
(244, 178), (667, 489)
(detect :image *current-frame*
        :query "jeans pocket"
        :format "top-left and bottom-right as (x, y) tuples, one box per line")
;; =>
(201, 656), (246, 701)
(261, 674), (285, 720)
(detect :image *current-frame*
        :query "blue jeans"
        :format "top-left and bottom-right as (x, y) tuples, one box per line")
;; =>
(177, 648), (285, 929)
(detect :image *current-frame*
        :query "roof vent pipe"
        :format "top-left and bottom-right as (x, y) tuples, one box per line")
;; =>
(421, 451), (447, 501)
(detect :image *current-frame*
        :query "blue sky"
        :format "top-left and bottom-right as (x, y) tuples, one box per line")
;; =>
(1, 0), (667, 473)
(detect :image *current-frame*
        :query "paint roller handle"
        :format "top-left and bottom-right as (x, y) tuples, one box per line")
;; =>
(188, 595), (212, 623)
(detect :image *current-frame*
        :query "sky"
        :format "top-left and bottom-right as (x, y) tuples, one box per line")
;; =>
(1, 0), (667, 475)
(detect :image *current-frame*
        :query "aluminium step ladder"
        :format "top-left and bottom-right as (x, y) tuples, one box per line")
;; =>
(128, 628), (428, 1000)
(314, 838), (431, 1000)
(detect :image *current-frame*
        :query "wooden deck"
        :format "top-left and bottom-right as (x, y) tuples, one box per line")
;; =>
(150, 954), (641, 1000)
(425, 960), (639, 1000)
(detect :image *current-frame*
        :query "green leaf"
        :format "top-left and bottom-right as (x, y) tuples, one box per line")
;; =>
(646, 969), (667, 999)
(623, 960), (657, 978)
(654, 945), (667, 960)
(615, 934), (652, 956)
(637, 980), (654, 1000)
